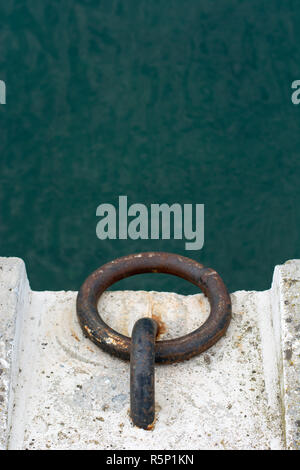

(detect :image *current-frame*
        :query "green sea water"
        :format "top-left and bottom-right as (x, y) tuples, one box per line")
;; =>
(0, 0), (300, 294)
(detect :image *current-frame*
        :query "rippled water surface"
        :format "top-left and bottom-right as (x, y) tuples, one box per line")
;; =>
(0, 0), (300, 293)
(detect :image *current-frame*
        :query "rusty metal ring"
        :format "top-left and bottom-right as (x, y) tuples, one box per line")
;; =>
(76, 252), (231, 364)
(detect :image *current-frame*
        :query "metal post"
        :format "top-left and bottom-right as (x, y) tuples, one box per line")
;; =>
(130, 318), (158, 429)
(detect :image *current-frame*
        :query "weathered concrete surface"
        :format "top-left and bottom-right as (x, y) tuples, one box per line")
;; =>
(0, 258), (299, 450)
(0, 258), (30, 450)
(271, 261), (300, 449)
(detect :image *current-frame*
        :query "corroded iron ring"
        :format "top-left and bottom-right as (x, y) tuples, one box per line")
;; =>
(76, 252), (231, 364)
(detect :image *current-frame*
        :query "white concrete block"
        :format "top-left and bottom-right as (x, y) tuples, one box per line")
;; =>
(0, 257), (299, 449)
(0, 258), (30, 450)
(271, 261), (300, 450)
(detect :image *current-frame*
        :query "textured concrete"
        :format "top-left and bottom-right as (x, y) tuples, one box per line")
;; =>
(0, 258), (30, 450)
(271, 261), (300, 449)
(0, 257), (299, 450)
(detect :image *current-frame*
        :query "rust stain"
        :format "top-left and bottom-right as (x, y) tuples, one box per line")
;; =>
(84, 325), (92, 336)
(145, 406), (159, 431)
(151, 313), (167, 338)
(146, 421), (155, 431)
(71, 330), (80, 342)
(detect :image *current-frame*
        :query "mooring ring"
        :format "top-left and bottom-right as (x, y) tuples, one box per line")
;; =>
(76, 252), (231, 364)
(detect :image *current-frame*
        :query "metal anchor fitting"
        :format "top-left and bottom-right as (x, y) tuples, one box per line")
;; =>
(76, 252), (231, 429)
(130, 317), (158, 429)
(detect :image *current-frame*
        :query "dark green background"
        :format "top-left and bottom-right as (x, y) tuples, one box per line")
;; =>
(0, 0), (299, 294)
